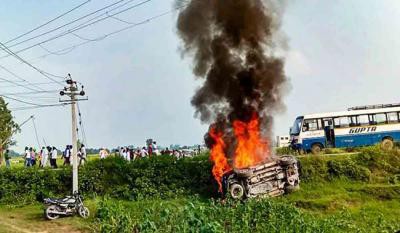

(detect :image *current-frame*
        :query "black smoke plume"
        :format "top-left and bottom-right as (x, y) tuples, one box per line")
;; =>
(176, 0), (287, 155)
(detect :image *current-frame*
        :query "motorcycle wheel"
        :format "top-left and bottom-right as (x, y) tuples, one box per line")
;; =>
(78, 206), (90, 218)
(45, 205), (60, 220)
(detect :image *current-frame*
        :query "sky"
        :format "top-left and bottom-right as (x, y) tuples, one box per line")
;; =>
(1, 0), (400, 152)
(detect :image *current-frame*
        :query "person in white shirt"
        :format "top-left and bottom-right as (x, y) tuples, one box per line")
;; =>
(140, 147), (148, 158)
(41, 146), (49, 167)
(51, 147), (58, 168)
(99, 148), (108, 159)
(153, 142), (160, 156)
(25, 146), (31, 167)
(126, 148), (131, 162)
(79, 144), (87, 166)
(121, 148), (127, 160)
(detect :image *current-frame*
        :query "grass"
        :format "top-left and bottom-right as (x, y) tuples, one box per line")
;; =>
(1, 181), (399, 232)
(1, 147), (400, 232)
(0, 202), (94, 233)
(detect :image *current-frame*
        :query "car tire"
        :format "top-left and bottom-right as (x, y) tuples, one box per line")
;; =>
(279, 156), (297, 166)
(230, 183), (245, 199)
(311, 144), (323, 155)
(381, 138), (394, 151)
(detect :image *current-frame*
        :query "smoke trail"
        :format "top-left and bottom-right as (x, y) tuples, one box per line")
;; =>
(176, 0), (287, 164)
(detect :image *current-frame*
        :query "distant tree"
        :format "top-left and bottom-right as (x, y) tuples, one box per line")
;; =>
(0, 97), (19, 161)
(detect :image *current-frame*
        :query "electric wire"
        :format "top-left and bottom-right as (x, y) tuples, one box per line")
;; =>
(0, 90), (59, 96)
(1, 0), (152, 58)
(77, 102), (87, 146)
(0, 94), (58, 106)
(0, 42), (66, 84)
(0, 81), (59, 88)
(4, 0), (92, 44)
(30, 5), (188, 61)
(0, 76), (45, 92)
(31, 116), (41, 149)
(5, 0), (133, 49)
(9, 103), (71, 111)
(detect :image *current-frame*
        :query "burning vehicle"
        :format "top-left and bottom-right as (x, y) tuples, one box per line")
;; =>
(176, 0), (295, 198)
(222, 156), (300, 199)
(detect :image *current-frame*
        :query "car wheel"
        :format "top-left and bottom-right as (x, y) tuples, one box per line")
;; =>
(230, 183), (245, 199)
(279, 156), (297, 166)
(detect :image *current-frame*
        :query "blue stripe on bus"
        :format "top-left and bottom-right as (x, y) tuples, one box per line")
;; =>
(300, 130), (400, 150)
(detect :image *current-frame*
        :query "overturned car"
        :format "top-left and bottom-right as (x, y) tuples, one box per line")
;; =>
(222, 155), (300, 199)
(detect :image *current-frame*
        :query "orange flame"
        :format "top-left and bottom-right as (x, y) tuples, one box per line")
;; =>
(209, 113), (269, 191)
(233, 113), (269, 169)
(209, 127), (232, 192)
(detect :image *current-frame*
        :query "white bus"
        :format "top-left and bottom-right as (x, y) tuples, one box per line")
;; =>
(289, 103), (400, 154)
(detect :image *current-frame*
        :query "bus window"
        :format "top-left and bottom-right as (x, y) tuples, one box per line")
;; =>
(387, 112), (398, 123)
(334, 116), (349, 128)
(375, 113), (387, 124)
(358, 115), (369, 126)
(302, 119), (318, 131)
(349, 116), (357, 127)
(317, 119), (323, 130)
(369, 115), (376, 125)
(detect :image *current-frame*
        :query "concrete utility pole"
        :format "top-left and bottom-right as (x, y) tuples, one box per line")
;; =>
(60, 74), (87, 194)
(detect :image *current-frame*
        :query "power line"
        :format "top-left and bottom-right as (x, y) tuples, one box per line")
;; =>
(5, 0), (92, 44)
(31, 116), (41, 149)
(0, 75), (45, 92)
(0, 94), (57, 106)
(77, 102), (87, 146)
(0, 81), (58, 88)
(1, 0), (152, 58)
(5, 0), (129, 49)
(29, 5), (188, 62)
(0, 42), (66, 85)
(0, 90), (59, 96)
(9, 103), (71, 111)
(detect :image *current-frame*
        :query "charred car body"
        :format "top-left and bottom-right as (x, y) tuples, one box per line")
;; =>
(222, 155), (300, 199)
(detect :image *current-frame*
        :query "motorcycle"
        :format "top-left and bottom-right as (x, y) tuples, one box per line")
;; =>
(43, 192), (90, 220)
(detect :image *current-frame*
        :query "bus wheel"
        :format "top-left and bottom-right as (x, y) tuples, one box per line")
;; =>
(311, 144), (322, 155)
(381, 138), (394, 151)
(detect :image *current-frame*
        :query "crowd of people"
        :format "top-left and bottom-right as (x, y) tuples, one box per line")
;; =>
(2, 142), (203, 168)
(22, 146), (59, 168)
(112, 142), (202, 161)
(2, 144), (88, 169)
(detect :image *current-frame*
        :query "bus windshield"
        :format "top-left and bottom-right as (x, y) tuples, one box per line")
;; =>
(290, 117), (303, 135)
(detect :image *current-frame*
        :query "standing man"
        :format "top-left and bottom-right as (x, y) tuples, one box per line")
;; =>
(51, 146), (58, 168)
(153, 142), (160, 156)
(140, 147), (149, 158)
(79, 144), (87, 166)
(25, 147), (31, 167)
(4, 149), (10, 168)
(99, 148), (108, 159)
(41, 146), (49, 167)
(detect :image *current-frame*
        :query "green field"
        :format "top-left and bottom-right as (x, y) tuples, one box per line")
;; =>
(0, 147), (399, 232)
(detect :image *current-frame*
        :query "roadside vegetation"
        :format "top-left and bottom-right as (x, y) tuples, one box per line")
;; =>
(0, 146), (399, 232)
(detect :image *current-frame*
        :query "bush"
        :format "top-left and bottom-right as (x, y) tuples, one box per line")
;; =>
(0, 156), (214, 204)
(1, 146), (399, 204)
